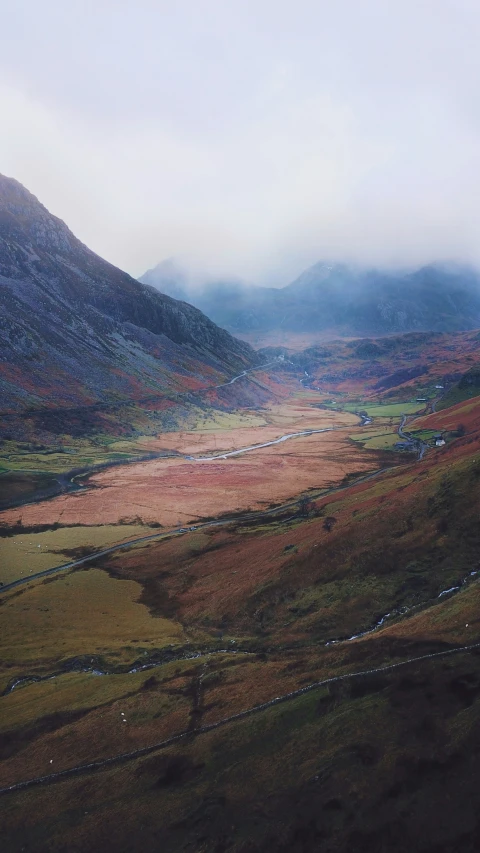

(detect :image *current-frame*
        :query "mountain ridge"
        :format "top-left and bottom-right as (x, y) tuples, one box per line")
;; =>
(140, 257), (480, 336)
(0, 175), (259, 432)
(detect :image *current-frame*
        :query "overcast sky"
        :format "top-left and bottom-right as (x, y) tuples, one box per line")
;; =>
(2, 0), (480, 285)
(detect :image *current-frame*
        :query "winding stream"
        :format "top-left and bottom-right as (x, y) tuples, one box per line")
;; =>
(6, 568), (479, 696)
(1, 418), (368, 595)
(3, 647), (256, 696)
(186, 427), (335, 461)
(3, 641), (480, 796)
(326, 569), (480, 646)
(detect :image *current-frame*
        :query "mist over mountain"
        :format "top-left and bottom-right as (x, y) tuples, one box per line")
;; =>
(140, 258), (480, 336)
(140, 259), (274, 330)
(0, 175), (257, 426)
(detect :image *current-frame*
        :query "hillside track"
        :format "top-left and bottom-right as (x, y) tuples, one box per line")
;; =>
(2, 642), (480, 796)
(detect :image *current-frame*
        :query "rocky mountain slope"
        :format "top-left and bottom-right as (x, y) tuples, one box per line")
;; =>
(141, 259), (480, 336)
(0, 176), (258, 422)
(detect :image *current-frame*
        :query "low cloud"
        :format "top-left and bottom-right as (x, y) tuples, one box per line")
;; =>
(2, 0), (480, 285)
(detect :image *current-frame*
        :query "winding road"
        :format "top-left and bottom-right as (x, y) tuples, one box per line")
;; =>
(213, 361), (278, 388)
(398, 413), (430, 460)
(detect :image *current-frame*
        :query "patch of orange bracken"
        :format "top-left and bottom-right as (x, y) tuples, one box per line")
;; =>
(301, 330), (480, 400)
(100, 399), (480, 642)
(0, 404), (381, 529)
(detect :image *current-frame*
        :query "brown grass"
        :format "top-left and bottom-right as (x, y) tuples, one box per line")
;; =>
(0, 569), (185, 672)
(0, 524), (163, 585)
(0, 401), (377, 529)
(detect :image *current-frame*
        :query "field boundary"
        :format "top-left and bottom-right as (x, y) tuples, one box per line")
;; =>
(1, 642), (479, 796)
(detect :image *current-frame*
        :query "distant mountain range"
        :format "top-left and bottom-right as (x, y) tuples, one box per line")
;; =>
(140, 259), (480, 336)
(0, 176), (257, 428)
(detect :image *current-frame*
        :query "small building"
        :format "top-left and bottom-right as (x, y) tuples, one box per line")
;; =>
(434, 434), (445, 447)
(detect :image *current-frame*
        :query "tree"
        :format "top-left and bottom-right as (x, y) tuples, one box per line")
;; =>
(298, 495), (316, 517)
(323, 516), (337, 532)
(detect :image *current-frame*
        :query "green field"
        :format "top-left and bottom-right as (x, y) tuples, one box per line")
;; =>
(0, 568), (185, 675)
(349, 428), (401, 450)
(0, 439), (146, 475)
(323, 400), (424, 417)
(355, 402), (424, 417)
(409, 428), (437, 441)
(0, 523), (163, 585)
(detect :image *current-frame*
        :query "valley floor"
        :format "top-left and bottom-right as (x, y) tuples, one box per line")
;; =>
(0, 393), (388, 543)
(2, 354), (480, 852)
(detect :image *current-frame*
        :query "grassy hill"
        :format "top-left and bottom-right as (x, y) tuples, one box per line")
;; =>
(437, 366), (480, 410)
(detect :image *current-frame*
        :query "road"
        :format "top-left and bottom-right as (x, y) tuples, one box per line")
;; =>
(2, 395), (444, 596)
(214, 361), (278, 388)
(2, 413), (380, 595)
(398, 413), (429, 460)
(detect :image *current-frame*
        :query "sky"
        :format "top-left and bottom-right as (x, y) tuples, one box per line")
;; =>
(2, 0), (480, 286)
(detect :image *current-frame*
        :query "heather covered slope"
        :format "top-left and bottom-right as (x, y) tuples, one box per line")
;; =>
(274, 329), (480, 401)
(2, 395), (480, 851)
(0, 175), (258, 421)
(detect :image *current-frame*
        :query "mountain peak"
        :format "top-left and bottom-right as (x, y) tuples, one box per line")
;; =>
(139, 256), (480, 337)
(0, 176), (258, 430)
(0, 173), (80, 263)
(0, 173), (41, 210)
